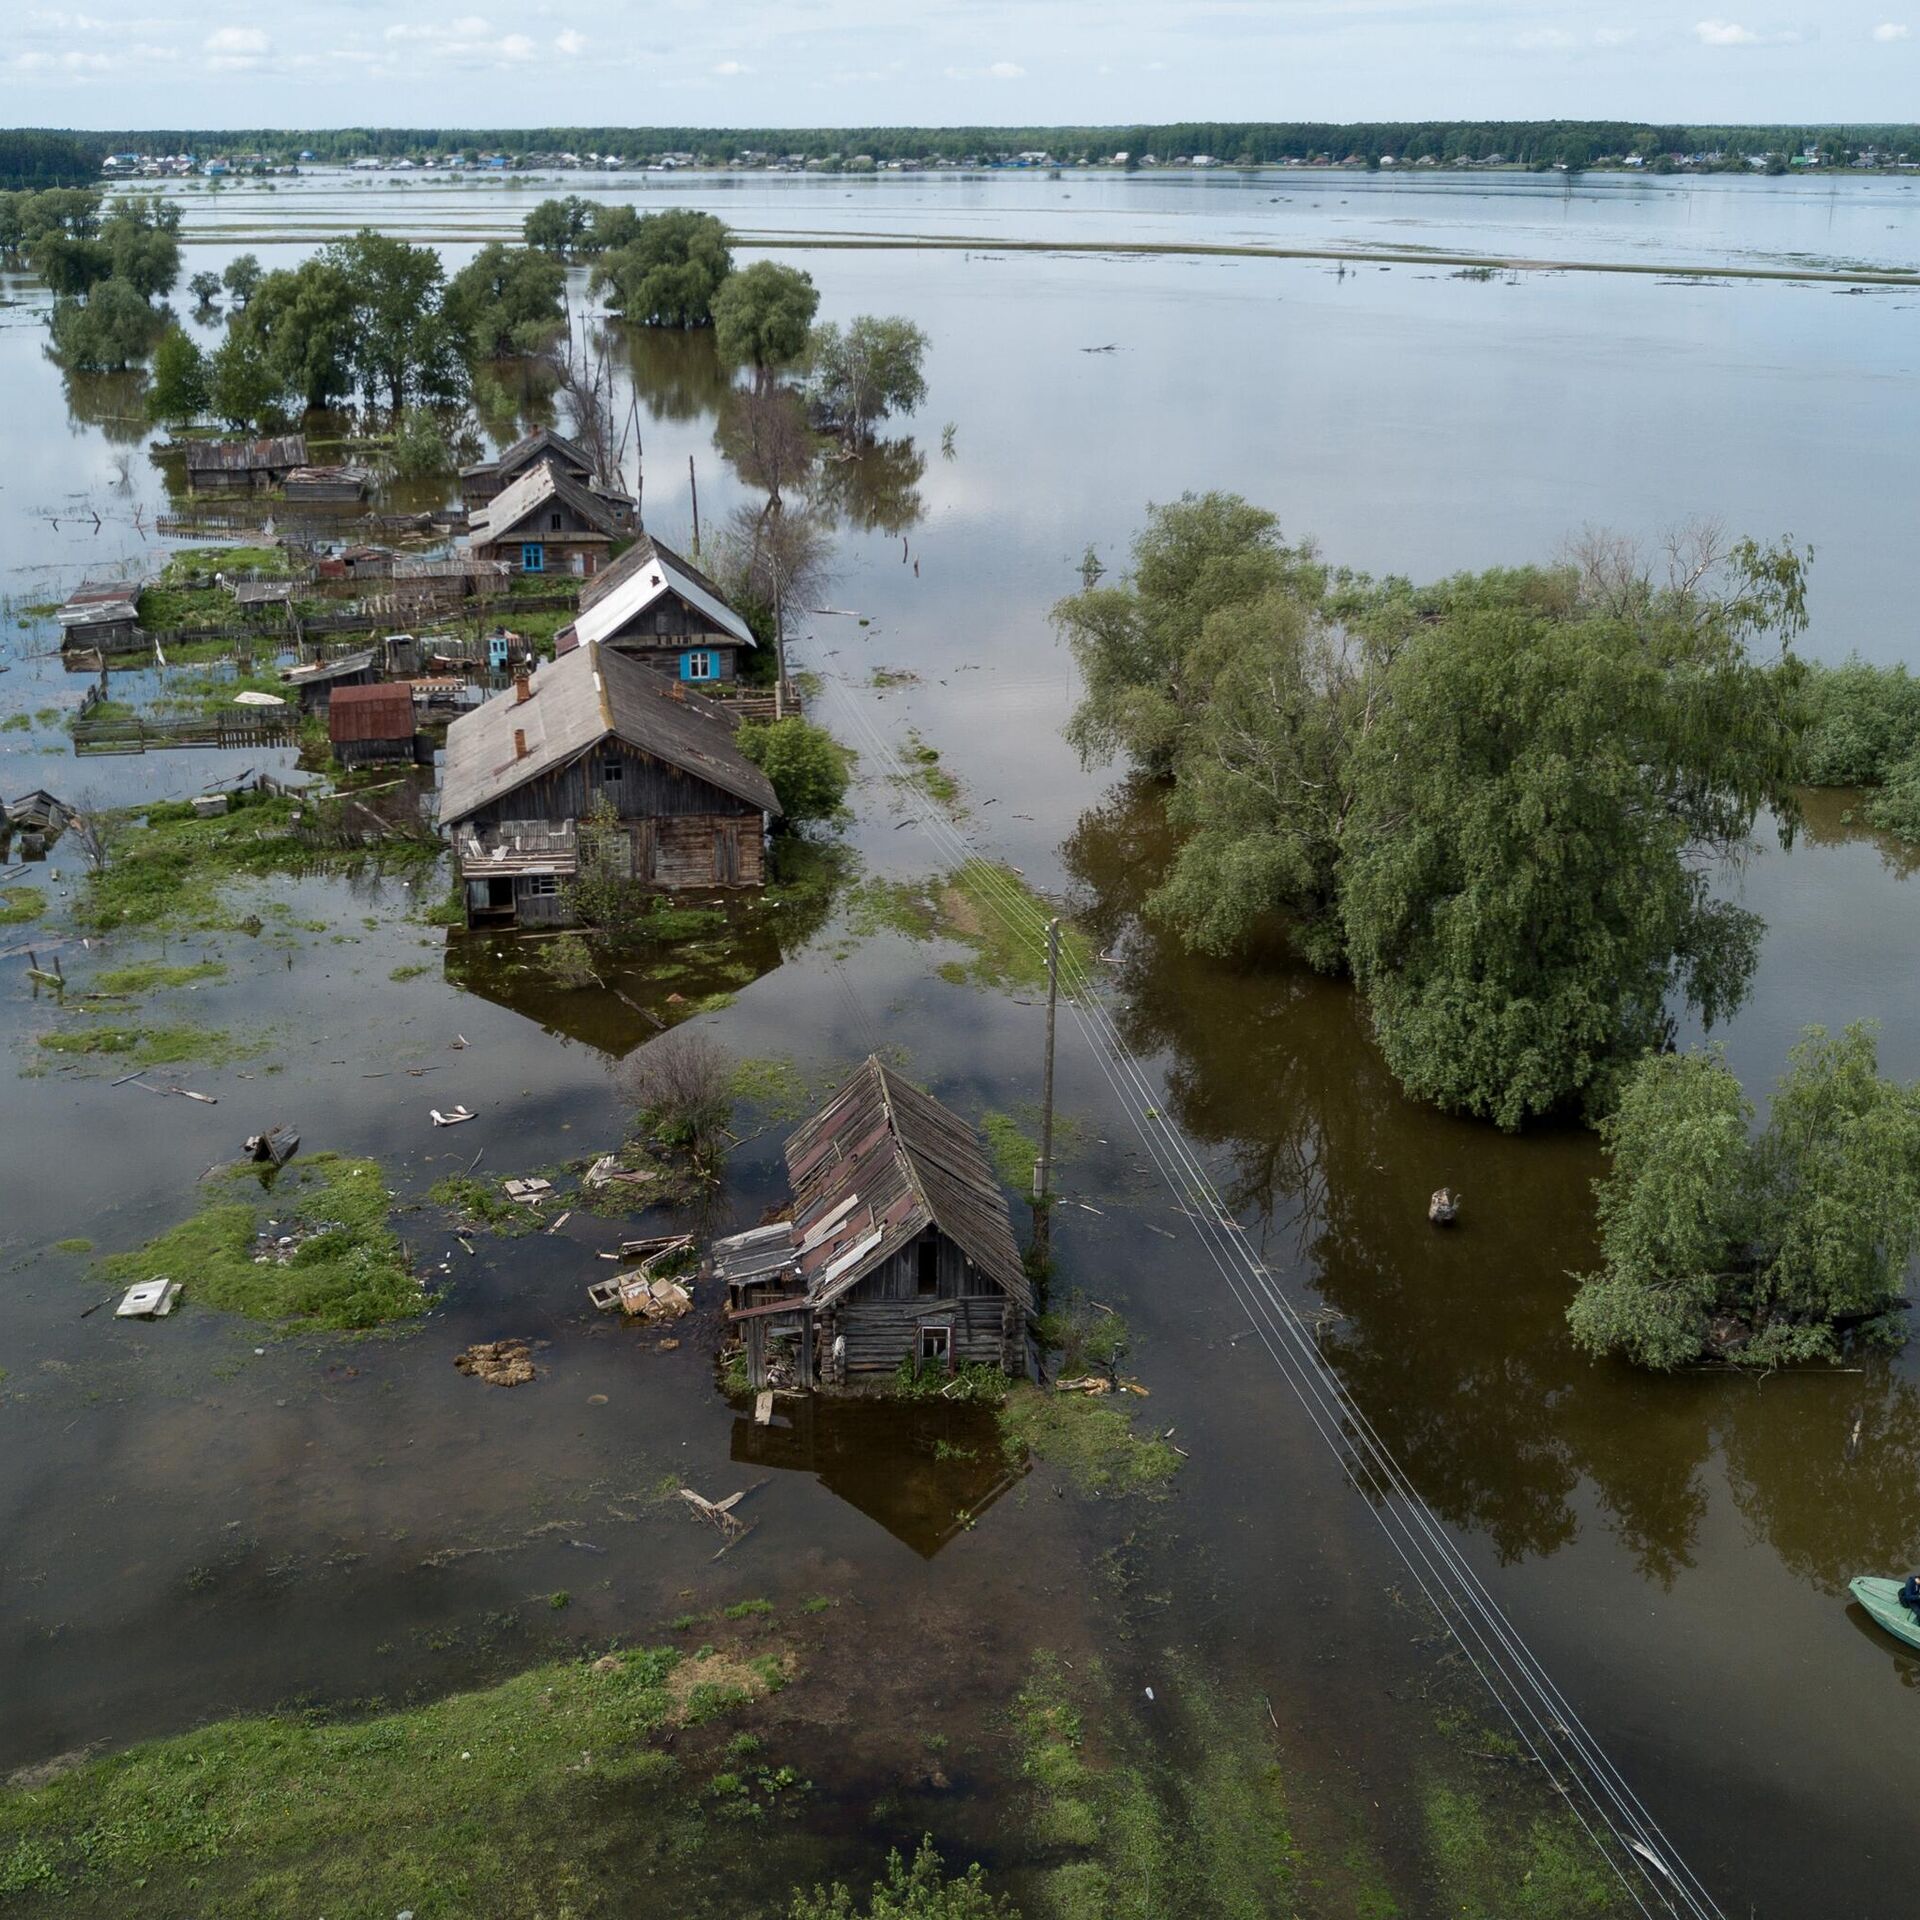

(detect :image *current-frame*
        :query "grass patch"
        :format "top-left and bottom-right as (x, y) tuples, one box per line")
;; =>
(89, 960), (227, 995)
(892, 1358), (1010, 1405)
(36, 1023), (256, 1069)
(849, 861), (1093, 995)
(389, 962), (432, 982)
(50, 1238), (92, 1255)
(0, 887), (46, 927)
(0, 712), (30, 733)
(1421, 1779), (1617, 1917)
(427, 1175), (540, 1237)
(0, 1641), (784, 1914)
(981, 1111), (1039, 1194)
(723, 1597), (774, 1621)
(999, 1384), (1179, 1496)
(99, 1153), (421, 1330)
(895, 729), (964, 815)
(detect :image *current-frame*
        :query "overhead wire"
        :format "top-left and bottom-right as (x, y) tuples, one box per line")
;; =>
(821, 674), (1723, 1920)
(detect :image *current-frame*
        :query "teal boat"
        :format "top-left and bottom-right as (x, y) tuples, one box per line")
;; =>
(1850, 1576), (1920, 1652)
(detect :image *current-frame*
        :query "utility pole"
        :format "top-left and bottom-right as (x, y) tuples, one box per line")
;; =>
(1033, 918), (1061, 1264)
(688, 454), (700, 555)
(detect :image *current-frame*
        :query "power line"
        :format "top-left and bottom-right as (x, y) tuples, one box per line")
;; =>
(823, 678), (1722, 1920)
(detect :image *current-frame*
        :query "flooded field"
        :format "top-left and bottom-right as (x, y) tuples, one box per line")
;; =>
(3, 169), (1919, 1915)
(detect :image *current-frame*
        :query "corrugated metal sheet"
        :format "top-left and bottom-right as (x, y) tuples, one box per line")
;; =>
(437, 638), (779, 827)
(183, 435), (308, 473)
(56, 580), (142, 630)
(329, 683), (415, 743)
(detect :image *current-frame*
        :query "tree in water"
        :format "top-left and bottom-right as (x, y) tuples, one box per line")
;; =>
(591, 210), (733, 327)
(807, 315), (929, 446)
(1568, 1025), (1920, 1369)
(713, 261), (819, 383)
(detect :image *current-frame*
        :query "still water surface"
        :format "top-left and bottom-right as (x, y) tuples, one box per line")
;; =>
(2, 171), (1918, 1914)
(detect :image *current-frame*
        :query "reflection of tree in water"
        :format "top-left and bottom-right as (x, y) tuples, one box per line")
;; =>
(615, 324), (734, 424)
(1793, 785), (1920, 882)
(62, 368), (150, 447)
(1720, 1366), (1920, 1597)
(807, 435), (926, 537)
(470, 352), (560, 448)
(1063, 777), (1711, 1576)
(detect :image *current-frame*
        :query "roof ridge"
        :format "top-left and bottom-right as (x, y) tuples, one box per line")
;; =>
(870, 1057), (935, 1226)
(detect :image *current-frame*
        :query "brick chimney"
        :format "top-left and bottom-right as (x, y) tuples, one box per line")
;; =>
(513, 727), (528, 761)
(513, 668), (532, 704)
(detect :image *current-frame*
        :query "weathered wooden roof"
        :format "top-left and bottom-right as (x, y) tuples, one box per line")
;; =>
(286, 464), (371, 490)
(461, 426), (594, 484)
(437, 638), (780, 827)
(183, 434), (308, 473)
(566, 532), (755, 651)
(329, 683), (415, 742)
(467, 458), (623, 546)
(281, 648), (377, 688)
(56, 580), (142, 630)
(781, 1058), (1031, 1312)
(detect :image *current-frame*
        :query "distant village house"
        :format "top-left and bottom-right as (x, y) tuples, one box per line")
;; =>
(556, 534), (756, 686)
(437, 639), (780, 928)
(713, 1058), (1036, 1391)
(183, 435), (309, 493)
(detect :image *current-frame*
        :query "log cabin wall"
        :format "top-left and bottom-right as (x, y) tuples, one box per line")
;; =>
(833, 1229), (1014, 1375)
(459, 742), (762, 838)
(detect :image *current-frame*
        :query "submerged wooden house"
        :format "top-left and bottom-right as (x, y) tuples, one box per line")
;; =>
(463, 461), (625, 580)
(285, 464), (372, 504)
(56, 580), (145, 660)
(714, 1059), (1035, 1391)
(183, 435), (309, 493)
(437, 639), (780, 928)
(280, 649), (379, 712)
(556, 534), (757, 686)
(328, 683), (418, 768)
(459, 428), (635, 529)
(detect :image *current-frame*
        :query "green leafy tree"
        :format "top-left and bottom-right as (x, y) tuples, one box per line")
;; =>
(591, 209), (733, 327)
(713, 261), (819, 377)
(206, 330), (287, 429)
(736, 716), (850, 826)
(222, 252), (263, 306)
(46, 279), (165, 370)
(587, 203), (643, 254)
(235, 258), (358, 411)
(1339, 554), (1807, 1127)
(788, 1837), (1016, 1919)
(1797, 659), (1920, 786)
(561, 794), (649, 940)
(188, 269), (222, 306)
(445, 242), (566, 359)
(1569, 1026), (1920, 1369)
(32, 231), (112, 296)
(322, 229), (464, 415)
(808, 315), (929, 444)
(523, 194), (594, 256)
(146, 324), (208, 424)
(387, 407), (453, 481)
(99, 194), (180, 299)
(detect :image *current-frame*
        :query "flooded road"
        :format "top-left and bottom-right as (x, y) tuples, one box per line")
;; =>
(3, 170), (1919, 1914)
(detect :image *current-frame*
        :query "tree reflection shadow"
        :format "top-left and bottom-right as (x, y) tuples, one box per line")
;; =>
(61, 368), (151, 447)
(617, 325), (735, 424)
(807, 435), (926, 536)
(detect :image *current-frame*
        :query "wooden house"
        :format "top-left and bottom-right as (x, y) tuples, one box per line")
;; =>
(556, 534), (756, 686)
(459, 428), (635, 528)
(437, 638), (780, 928)
(183, 435), (309, 493)
(55, 580), (145, 659)
(714, 1059), (1035, 1391)
(463, 461), (624, 580)
(280, 648), (378, 713)
(286, 465), (372, 504)
(328, 683), (418, 768)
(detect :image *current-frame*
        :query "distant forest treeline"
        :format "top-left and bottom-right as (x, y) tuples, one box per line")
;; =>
(8, 121), (1920, 179)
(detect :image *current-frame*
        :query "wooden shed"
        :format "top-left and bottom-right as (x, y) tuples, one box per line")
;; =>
(280, 648), (379, 713)
(437, 639), (780, 928)
(556, 534), (756, 686)
(714, 1059), (1035, 1392)
(183, 435), (309, 493)
(56, 580), (145, 659)
(463, 459), (624, 580)
(328, 683), (418, 768)
(286, 465), (372, 503)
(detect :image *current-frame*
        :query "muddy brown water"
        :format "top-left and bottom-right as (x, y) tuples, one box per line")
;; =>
(3, 173), (1920, 1914)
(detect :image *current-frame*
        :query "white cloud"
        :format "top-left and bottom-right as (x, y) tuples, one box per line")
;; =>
(988, 59), (1026, 78)
(712, 58), (750, 75)
(1872, 21), (1912, 40)
(204, 25), (268, 69)
(1592, 26), (1637, 47)
(1694, 18), (1799, 46)
(382, 18), (535, 66)
(555, 28), (587, 56)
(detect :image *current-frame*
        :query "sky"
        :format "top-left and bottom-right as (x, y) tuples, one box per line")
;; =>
(6, 3), (1918, 131)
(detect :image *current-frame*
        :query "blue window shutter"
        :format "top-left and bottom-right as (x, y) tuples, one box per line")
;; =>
(679, 650), (692, 681)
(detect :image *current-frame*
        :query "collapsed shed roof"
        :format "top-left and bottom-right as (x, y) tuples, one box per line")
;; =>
(437, 638), (780, 828)
(183, 434), (308, 473)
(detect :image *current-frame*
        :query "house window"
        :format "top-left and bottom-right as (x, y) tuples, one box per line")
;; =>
(521, 542), (545, 574)
(525, 873), (559, 897)
(549, 511), (563, 531)
(917, 1238), (939, 1297)
(918, 1324), (952, 1371)
(680, 648), (717, 682)
(602, 761), (623, 784)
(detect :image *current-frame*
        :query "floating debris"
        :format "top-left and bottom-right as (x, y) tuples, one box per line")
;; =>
(1429, 1187), (1459, 1227)
(431, 1106), (475, 1127)
(115, 1278), (180, 1319)
(454, 1339), (536, 1387)
(244, 1125), (299, 1167)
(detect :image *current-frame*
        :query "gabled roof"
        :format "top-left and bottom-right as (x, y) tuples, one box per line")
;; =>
(56, 580), (142, 630)
(568, 531), (755, 650)
(461, 426), (594, 484)
(437, 638), (780, 827)
(329, 683), (415, 741)
(183, 434), (307, 473)
(779, 1058), (1032, 1313)
(467, 459), (622, 547)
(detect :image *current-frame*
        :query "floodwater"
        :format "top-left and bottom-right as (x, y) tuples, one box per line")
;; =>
(2, 170), (1920, 1914)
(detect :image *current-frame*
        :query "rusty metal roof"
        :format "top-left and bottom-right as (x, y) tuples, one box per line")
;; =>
(56, 579), (142, 630)
(182, 435), (308, 473)
(780, 1058), (1031, 1312)
(329, 683), (415, 742)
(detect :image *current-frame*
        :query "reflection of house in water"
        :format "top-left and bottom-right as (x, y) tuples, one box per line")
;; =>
(442, 925), (784, 1059)
(730, 1394), (1025, 1559)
